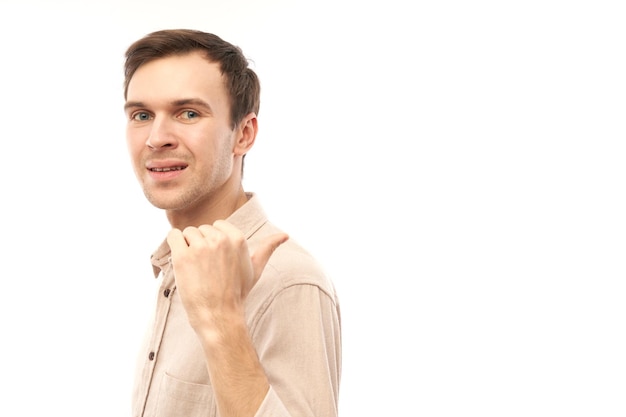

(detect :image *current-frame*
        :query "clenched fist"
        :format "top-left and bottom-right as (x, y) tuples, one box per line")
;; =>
(166, 219), (289, 331)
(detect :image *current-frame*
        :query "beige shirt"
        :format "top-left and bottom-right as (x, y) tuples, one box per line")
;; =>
(132, 194), (342, 417)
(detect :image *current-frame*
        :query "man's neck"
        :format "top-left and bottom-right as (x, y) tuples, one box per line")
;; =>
(166, 187), (249, 230)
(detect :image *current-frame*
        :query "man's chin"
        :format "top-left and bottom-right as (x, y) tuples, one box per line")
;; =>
(143, 192), (186, 211)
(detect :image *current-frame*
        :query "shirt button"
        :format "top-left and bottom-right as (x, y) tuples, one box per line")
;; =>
(163, 288), (171, 298)
(148, 352), (155, 361)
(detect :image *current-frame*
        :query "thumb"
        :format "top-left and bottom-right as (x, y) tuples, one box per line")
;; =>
(251, 233), (289, 281)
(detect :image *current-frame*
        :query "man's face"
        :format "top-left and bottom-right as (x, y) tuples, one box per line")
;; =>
(124, 52), (238, 212)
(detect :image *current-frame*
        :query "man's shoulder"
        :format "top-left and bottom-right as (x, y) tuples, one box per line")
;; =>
(252, 221), (336, 299)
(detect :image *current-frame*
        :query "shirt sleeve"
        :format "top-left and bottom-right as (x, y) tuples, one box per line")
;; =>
(251, 283), (342, 417)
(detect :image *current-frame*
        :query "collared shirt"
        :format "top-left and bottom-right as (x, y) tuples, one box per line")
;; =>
(131, 193), (342, 417)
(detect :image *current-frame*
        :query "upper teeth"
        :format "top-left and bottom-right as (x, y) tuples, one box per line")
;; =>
(151, 167), (184, 172)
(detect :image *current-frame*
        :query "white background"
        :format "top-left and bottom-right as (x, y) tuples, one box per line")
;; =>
(0, 0), (624, 416)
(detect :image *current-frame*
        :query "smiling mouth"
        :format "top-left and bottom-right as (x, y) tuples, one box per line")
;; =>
(150, 167), (186, 172)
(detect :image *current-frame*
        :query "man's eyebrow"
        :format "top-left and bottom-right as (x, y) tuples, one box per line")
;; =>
(124, 101), (144, 111)
(171, 98), (212, 110)
(123, 98), (212, 111)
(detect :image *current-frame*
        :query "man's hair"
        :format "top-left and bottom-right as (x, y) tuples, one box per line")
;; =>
(123, 29), (260, 128)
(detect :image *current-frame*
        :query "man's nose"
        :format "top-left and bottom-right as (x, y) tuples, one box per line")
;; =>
(146, 117), (178, 150)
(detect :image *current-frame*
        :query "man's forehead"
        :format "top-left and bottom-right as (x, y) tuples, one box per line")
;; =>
(135, 51), (220, 76)
(128, 55), (225, 97)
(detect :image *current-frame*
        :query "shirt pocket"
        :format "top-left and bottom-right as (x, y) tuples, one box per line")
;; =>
(155, 373), (215, 417)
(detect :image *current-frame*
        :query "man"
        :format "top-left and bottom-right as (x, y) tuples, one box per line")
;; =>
(123, 29), (341, 417)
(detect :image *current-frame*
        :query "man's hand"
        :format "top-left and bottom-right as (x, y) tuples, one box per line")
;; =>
(167, 221), (289, 416)
(166, 220), (289, 330)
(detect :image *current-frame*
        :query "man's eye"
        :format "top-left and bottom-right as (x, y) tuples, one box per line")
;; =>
(180, 110), (198, 120)
(132, 112), (151, 121)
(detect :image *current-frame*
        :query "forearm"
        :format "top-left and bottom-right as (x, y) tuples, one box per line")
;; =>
(196, 311), (270, 417)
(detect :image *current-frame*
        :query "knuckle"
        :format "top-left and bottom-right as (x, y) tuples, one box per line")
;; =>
(198, 224), (212, 234)
(182, 226), (197, 235)
(232, 233), (246, 248)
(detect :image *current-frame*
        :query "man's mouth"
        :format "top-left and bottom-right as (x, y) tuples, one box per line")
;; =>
(149, 166), (186, 172)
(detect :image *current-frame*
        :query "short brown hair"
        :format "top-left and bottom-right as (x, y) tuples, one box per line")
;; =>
(123, 29), (260, 128)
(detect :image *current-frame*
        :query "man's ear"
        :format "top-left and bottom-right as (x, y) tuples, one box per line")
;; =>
(233, 112), (258, 156)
